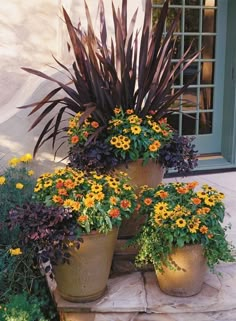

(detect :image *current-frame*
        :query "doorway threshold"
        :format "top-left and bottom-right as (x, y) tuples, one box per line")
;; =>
(165, 155), (236, 178)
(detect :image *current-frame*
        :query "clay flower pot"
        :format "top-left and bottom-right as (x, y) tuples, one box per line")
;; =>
(54, 229), (118, 303)
(156, 244), (207, 297)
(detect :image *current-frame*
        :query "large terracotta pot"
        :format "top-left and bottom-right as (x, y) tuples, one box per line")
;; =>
(156, 244), (207, 297)
(54, 229), (118, 302)
(115, 159), (165, 192)
(115, 159), (165, 238)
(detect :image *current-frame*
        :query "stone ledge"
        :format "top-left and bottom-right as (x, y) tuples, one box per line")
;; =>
(53, 262), (236, 316)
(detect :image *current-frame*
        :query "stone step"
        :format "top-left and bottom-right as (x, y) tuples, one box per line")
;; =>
(50, 262), (236, 321)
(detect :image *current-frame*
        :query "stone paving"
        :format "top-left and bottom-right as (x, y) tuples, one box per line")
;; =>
(53, 171), (236, 321)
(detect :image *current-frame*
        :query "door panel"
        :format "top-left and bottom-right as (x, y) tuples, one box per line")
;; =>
(152, 0), (227, 154)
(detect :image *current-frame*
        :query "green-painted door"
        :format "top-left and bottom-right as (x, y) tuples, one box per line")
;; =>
(152, 0), (227, 155)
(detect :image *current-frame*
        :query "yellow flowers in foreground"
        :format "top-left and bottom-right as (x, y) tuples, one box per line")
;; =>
(9, 248), (22, 256)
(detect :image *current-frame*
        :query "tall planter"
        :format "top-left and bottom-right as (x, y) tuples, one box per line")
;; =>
(54, 229), (118, 303)
(115, 159), (165, 238)
(112, 159), (165, 274)
(156, 244), (207, 297)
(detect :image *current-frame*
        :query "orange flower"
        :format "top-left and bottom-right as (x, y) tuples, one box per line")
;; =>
(56, 179), (64, 189)
(91, 121), (99, 128)
(144, 198), (152, 205)
(126, 109), (134, 115)
(52, 195), (64, 204)
(64, 179), (76, 189)
(83, 131), (89, 138)
(187, 181), (198, 189)
(191, 197), (201, 205)
(158, 118), (167, 124)
(78, 215), (88, 223)
(109, 208), (120, 218)
(71, 135), (79, 144)
(58, 188), (68, 196)
(208, 233), (214, 239)
(84, 198), (95, 208)
(176, 187), (189, 194)
(120, 199), (131, 209)
(200, 225), (208, 234)
(109, 196), (117, 205)
(159, 191), (169, 199)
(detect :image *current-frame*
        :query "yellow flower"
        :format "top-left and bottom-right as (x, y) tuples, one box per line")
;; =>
(188, 223), (198, 233)
(69, 119), (77, 128)
(84, 197), (95, 208)
(8, 157), (19, 167)
(110, 137), (119, 145)
(16, 183), (24, 189)
(204, 197), (216, 207)
(0, 176), (6, 185)
(28, 170), (35, 176)
(123, 183), (132, 190)
(131, 126), (141, 135)
(44, 180), (53, 188)
(9, 248), (22, 256)
(20, 153), (33, 162)
(154, 202), (168, 214)
(110, 196), (117, 205)
(176, 218), (187, 228)
(91, 184), (103, 193)
(95, 192), (105, 201)
(197, 191), (208, 199)
(34, 183), (42, 192)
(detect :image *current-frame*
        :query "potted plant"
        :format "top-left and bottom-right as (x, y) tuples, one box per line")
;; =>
(19, 0), (199, 176)
(131, 181), (235, 297)
(8, 167), (137, 302)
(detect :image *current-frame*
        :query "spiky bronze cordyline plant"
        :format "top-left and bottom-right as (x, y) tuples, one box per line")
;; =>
(19, 0), (200, 158)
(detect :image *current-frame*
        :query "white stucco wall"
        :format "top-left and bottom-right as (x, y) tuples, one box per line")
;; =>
(0, 0), (144, 169)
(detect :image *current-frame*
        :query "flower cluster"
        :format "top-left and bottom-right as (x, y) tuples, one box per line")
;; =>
(132, 181), (235, 271)
(67, 112), (100, 146)
(33, 167), (137, 233)
(106, 108), (173, 163)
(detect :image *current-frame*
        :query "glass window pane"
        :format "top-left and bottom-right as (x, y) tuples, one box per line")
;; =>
(203, 0), (216, 6)
(185, 9), (200, 32)
(202, 8), (217, 33)
(182, 113), (197, 135)
(166, 9), (181, 30)
(200, 88), (213, 110)
(183, 88), (198, 111)
(172, 63), (181, 85)
(200, 62), (215, 85)
(152, 0), (164, 5)
(173, 36), (182, 60)
(184, 35), (199, 55)
(183, 62), (198, 85)
(202, 36), (216, 59)
(170, 0), (182, 5)
(167, 113), (180, 132)
(199, 112), (213, 134)
(185, 0), (201, 5)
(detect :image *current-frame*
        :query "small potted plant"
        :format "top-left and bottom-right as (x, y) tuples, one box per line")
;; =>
(131, 181), (235, 297)
(8, 167), (137, 303)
